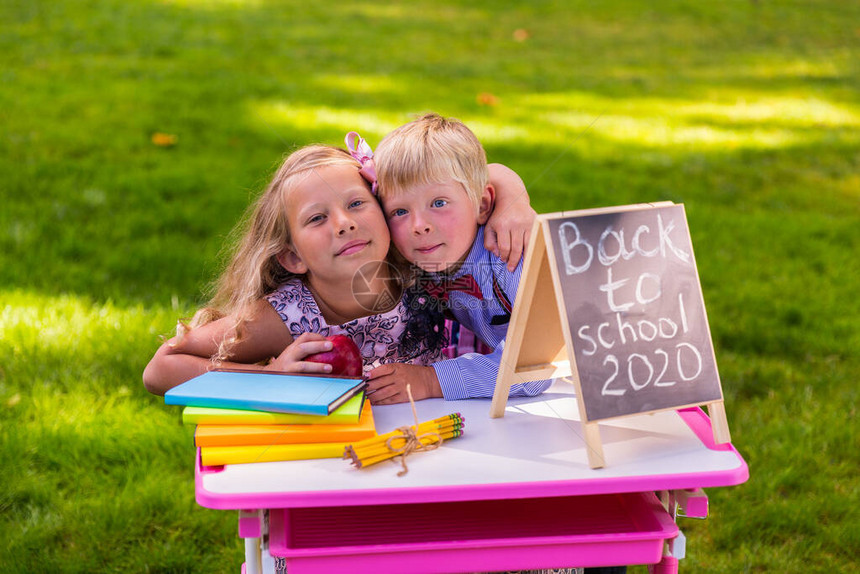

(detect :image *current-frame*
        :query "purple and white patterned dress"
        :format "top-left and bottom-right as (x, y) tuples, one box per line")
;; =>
(266, 278), (444, 375)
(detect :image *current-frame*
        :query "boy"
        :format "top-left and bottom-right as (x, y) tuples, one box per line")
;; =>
(366, 113), (552, 403)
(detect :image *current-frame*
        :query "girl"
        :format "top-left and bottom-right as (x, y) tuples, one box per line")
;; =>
(143, 144), (534, 398)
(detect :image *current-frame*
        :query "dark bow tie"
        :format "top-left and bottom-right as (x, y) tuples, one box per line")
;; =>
(423, 274), (483, 301)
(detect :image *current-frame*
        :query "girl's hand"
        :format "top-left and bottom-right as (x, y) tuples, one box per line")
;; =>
(365, 363), (443, 405)
(484, 201), (536, 271)
(265, 332), (336, 374)
(485, 163), (536, 270)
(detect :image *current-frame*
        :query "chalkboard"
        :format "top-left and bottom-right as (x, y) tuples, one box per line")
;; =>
(545, 204), (722, 421)
(489, 202), (730, 467)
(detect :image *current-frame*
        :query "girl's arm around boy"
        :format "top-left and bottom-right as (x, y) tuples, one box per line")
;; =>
(142, 300), (333, 396)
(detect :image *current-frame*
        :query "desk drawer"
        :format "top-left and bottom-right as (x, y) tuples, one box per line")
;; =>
(267, 492), (676, 573)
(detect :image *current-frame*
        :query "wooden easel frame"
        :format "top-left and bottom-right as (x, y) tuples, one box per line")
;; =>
(490, 205), (731, 469)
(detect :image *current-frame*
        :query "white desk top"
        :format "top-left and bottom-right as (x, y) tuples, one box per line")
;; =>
(196, 382), (748, 510)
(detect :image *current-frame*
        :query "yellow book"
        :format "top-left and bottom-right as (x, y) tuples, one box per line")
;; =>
(194, 400), (375, 447)
(201, 441), (347, 466)
(182, 393), (365, 425)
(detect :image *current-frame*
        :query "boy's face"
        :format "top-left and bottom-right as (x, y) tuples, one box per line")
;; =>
(382, 178), (492, 274)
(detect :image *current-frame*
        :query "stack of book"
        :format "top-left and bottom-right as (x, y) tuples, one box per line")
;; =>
(164, 369), (375, 466)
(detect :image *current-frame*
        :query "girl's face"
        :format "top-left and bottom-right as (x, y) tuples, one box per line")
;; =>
(280, 164), (391, 284)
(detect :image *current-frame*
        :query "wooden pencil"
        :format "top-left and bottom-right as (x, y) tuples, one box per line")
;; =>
(349, 426), (464, 459)
(361, 414), (462, 445)
(352, 430), (463, 468)
(343, 412), (465, 468)
(345, 419), (464, 459)
(349, 421), (463, 454)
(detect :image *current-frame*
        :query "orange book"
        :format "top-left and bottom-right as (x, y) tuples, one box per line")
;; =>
(194, 399), (375, 447)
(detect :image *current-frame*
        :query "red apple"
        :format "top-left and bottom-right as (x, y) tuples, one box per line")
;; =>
(305, 335), (363, 377)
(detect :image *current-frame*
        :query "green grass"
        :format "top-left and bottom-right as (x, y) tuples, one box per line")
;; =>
(1, 0), (859, 572)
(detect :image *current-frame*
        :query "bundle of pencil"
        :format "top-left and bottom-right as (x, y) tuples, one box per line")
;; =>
(344, 413), (464, 469)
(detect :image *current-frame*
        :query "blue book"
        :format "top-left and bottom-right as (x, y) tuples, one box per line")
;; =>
(164, 369), (366, 416)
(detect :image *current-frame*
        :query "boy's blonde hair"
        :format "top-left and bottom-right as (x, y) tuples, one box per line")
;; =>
(187, 145), (363, 337)
(374, 113), (489, 210)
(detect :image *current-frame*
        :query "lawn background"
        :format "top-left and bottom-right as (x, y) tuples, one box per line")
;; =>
(1, 0), (858, 572)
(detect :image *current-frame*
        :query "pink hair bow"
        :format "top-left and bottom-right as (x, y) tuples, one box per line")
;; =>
(345, 131), (378, 194)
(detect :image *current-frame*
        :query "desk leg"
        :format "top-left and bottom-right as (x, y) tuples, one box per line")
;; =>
(239, 509), (264, 574)
(648, 555), (679, 574)
(244, 538), (261, 574)
(656, 489), (701, 573)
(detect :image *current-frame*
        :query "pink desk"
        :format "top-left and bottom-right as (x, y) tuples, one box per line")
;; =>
(195, 382), (748, 573)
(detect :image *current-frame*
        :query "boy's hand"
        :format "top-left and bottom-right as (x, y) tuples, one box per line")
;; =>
(265, 332), (335, 374)
(365, 363), (443, 405)
(484, 202), (536, 271)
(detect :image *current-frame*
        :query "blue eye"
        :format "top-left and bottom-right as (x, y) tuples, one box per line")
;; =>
(348, 199), (364, 209)
(432, 199), (447, 208)
(307, 214), (325, 224)
(390, 208), (408, 217)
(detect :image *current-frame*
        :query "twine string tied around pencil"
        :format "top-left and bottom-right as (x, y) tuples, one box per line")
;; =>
(386, 425), (442, 477)
(386, 384), (443, 476)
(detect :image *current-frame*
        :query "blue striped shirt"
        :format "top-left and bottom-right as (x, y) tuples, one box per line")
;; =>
(431, 226), (552, 400)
